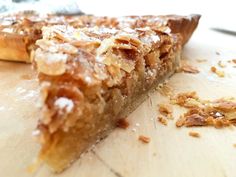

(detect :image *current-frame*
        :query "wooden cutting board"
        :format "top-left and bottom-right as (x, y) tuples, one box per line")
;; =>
(0, 23), (236, 177)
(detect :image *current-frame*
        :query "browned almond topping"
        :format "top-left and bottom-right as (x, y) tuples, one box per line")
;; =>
(139, 135), (150, 144)
(158, 104), (173, 116)
(116, 118), (129, 129)
(181, 63), (199, 74)
(157, 116), (168, 126)
(189, 131), (200, 138)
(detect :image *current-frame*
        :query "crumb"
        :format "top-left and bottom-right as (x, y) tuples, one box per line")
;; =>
(217, 60), (226, 68)
(135, 123), (140, 127)
(157, 116), (168, 126)
(196, 59), (207, 63)
(210, 66), (225, 77)
(166, 113), (174, 120)
(232, 59), (236, 64)
(131, 128), (137, 132)
(139, 135), (150, 143)
(181, 63), (200, 74)
(215, 51), (220, 55)
(176, 115), (186, 127)
(171, 91), (198, 107)
(211, 66), (217, 72)
(189, 131), (200, 138)
(116, 118), (129, 129)
(233, 144), (236, 148)
(185, 113), (207, 127)
(158, 103), (173, 116)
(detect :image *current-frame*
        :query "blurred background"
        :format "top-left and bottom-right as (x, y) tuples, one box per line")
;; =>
(0, 0), (235, 30)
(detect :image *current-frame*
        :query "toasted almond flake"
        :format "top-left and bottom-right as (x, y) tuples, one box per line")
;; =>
(181, 63), (199, 74)
(157, 116), (168, 126)
(150, 35), (160, 43)
(158, 104), (173, 116)
(216, 70), (225, 77)
(176, 115), (186, 127)
(2, 28), (14, 33)
(139, 135), (150, 143)
(116, 118), (129, 129)
(189, 131), (200, 138)
(171, 91), (198, 107)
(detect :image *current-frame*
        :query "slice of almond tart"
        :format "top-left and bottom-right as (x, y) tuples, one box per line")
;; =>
(32, 14), (200, 172)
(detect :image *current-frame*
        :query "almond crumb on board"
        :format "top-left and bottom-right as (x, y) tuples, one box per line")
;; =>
(211, 66), (217, 72)
(172, 91), (236, 129)
(210, 66), (225, 77)
(158, 103), (173, 116)
(189, 131), (200, 138)
(171, 91), (198, 107)
(176, 115), (186, 127)
(181, 63), (199, 74)
(139, 135), (150, 143)
(157, 116), (168, 126)
(116, 118), (129, 129)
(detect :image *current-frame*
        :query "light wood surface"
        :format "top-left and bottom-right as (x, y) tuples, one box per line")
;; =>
(1, 9), (236, 177)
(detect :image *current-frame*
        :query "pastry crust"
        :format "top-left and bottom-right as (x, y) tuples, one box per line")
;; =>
(32, 14), (200, 172)
(0, 12), (83, 62)
(0, 32), (30, 62)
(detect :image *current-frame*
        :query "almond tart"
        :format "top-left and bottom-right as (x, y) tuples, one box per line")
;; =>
(31, 14), (200, 172)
